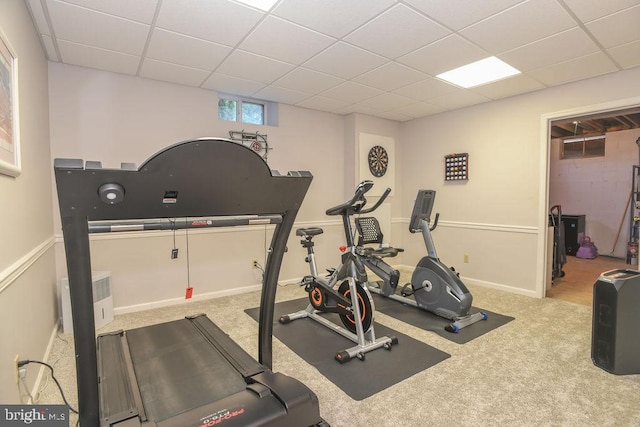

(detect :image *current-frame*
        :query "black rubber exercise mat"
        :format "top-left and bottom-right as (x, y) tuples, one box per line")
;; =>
(371, 293), (514, 344)
(245, 298), (450, 401)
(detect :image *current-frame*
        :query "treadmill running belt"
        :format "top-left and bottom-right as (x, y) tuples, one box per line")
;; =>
(125, 319), (247, 422)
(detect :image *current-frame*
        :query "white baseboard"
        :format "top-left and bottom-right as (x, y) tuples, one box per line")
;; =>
(114, 283), (263, 315)
(461, 277), (538, 298)
(386, 264), (539, 298)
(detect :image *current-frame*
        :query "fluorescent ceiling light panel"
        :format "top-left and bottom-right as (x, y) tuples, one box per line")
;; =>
(235, 0), (278, 11)
(436, 56), (520, 88)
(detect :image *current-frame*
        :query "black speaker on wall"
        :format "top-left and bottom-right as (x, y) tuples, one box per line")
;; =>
(591, 269), (640, 375)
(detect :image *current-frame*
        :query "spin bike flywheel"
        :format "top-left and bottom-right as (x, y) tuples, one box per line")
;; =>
(337, 280), (375, 334)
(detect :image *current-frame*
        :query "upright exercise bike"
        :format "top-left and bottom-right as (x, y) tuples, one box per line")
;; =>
(357, 189), (487, 333)
(279, 181), (398, 363)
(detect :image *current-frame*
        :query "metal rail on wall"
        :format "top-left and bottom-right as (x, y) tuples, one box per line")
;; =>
(229, 130), (271, 161)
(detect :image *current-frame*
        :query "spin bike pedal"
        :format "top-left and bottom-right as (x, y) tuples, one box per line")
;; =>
(301, 275), (315, 291)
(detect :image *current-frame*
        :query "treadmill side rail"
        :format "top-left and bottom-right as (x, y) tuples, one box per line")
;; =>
(189, 314), (265, 378)
(97, 332), (145, 426)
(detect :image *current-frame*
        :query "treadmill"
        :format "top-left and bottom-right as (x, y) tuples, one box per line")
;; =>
(55, 138), (326, 426)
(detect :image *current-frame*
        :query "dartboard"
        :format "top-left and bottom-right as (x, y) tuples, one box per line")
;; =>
(368, 145), (388, 177)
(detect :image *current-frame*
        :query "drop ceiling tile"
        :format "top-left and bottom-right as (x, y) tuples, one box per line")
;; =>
(58, 39), (139, 75)
(460, 0), (576, 54)
(404, 0), (523, 30)
(341, 104), (381, 116)
(320, 82), (385, 103)
(239, 16), (335, 65)
(392, 76), (458, 101)
(354, 63), (428, 91)
(562, 0), (640, 23)
(27, 0), (51, 36)
(273, 68), (344, 94)
(55, 0), (158, 24)
(471, 74), (545, 99)
(358, 92), (418, 111)
(272, 0), (395, 38)
(498, 27), (600, 72)
(157, 0), (264, 46)
(47, 0), (150, 55)
(253, 85), (311, 104)
(393, 101), (446, 118)
(216, 50), (295, 84)
(42, 35), (59, 61)
(528, 52), (618, 86)
(303, 42), (387, 79)
(428, 89), (491, 110)
(397, 34), (488, 76)
(608, 40), (640, 69)
(235, 0), (279, 11)
(146, 29), (231, 71)
(140, 59), (210, 87)
(374, 110), (414, 122)
(344, 4), (450, 59)
(201, 73), (267, 97)
(585, 5), (640, 48)
(295, 95), (350, 112)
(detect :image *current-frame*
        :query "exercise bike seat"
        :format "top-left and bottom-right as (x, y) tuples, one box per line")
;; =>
(360, 246), (403, 258)
(296, 227), (323, 237)
(355, 217), (404, 256)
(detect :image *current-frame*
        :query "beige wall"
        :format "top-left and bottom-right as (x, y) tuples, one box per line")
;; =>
(49, 63), (355, 312)
(48, 62), (640, 308)
(0, 0), (55, 404)
(400, 66), (640, 296)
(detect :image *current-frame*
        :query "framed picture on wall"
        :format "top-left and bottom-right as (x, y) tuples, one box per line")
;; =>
(0, 28), (20, 177)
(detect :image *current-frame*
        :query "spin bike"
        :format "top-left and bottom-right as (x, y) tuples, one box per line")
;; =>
(279, 181), (398, 363)
(356, 189), (487, 333)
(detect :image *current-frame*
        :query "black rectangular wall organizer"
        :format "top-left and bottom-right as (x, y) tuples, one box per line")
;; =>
(445, 153), (468, 181)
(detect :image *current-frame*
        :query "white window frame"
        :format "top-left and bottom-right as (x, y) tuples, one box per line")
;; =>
(218, 94), (267, 125)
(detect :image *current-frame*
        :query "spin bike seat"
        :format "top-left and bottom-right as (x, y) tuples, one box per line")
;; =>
(296, 227), (324, 237)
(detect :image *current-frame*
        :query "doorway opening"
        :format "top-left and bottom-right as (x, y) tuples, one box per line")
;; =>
(541, 100), (640, 305)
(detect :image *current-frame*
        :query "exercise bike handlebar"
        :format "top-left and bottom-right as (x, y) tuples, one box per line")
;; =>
(325, 181), (391, 217)
(359, 187), (391, 214)
(326, 180), (374, 216)
(429, 212), (439, 231)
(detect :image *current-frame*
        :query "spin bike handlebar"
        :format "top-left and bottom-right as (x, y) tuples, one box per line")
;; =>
(325, 181), (390, 217)
(360, 187), (391, 214)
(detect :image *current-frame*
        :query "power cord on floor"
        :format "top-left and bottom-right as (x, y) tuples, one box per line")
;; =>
(37, 333), (70, 403)
(18, 360), (78, 414)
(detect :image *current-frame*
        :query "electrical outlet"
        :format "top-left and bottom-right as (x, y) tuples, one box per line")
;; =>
(18, 368), (26, 380)
(463, 254), (469, 263)
(14, 354), (19, 384)
(252, 260), (259, 268)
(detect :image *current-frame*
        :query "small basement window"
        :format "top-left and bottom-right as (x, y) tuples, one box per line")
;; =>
(561, 135), (605, 159)
(218, 95), (279, 126)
